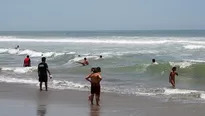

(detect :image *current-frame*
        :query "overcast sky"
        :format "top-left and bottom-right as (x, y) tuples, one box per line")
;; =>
(0, 0), (204, 31)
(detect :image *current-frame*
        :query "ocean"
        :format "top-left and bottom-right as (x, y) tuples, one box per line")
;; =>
(1, 30), (205, 102)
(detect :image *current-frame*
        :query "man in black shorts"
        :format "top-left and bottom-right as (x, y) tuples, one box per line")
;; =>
(38, 57), (52, 91)
(85, 68), (102, 105)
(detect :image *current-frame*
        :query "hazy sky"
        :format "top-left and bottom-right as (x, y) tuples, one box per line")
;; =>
(0, 0), (204, 31)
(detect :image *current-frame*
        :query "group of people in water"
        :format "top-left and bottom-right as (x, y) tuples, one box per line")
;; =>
(20, 43), (177, 106)
(22, 51), (102, 105)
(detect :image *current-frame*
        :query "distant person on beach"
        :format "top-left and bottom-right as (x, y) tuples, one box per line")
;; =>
(38, 57), (52, 91)
(152, 59), (158, 65)
(15, 45), (19, 49)
(169, 67), (178, 89)
(23, 55), (31, 67)
(77, 58), (89, 66)
(86, 68), (102, 105)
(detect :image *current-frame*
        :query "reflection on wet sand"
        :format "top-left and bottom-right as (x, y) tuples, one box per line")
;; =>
(36, 92), (48, 116)
(90, 105), (100, 116)
(37, 105), (47, 116)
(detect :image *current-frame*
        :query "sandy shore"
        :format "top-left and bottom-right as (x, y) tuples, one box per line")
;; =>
(0, 83), (205, 116)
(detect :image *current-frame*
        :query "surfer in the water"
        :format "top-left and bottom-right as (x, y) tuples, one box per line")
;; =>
(77, 58), (89, 66)
(169, 67), (178, 88)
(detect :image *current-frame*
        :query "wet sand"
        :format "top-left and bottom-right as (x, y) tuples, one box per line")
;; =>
(0, 82), (205, 116)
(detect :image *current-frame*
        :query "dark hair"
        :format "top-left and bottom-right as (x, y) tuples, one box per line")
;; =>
(96, 67), (101, 72)
(100, 55), (102, 58)
(27, 55), (29, 58)
(93, 69), (98, 73)
(91, 67), (101, 73)
(42, 57), (46, 62)
(152, 59), (155, 62)
(91, 67), (95, 72)
(84, 58), (87, 60)
(172, 67), (176, 70)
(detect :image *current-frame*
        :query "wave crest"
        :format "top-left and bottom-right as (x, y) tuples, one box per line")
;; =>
(1, 67), (37, 73)
(0, 48), (72, 57)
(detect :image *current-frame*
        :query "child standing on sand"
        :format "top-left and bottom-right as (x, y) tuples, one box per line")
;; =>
(169, 67), (178, 88)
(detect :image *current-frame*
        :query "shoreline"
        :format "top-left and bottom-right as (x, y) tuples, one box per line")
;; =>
(0, 82), (205, 116)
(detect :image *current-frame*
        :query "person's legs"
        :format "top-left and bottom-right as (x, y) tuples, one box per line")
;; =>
(45, 82), (48, 91)
(95, 94), (100, 106)
(96, 85), (100, 106)
(90, 84), (95, 105)
(90, 94), (94, 105)
(39, 82), (43, 91)
(171, 80), (175, 88)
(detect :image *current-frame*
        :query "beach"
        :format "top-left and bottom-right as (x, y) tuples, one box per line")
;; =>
(1, 30), (205, 116)
(0, 82), (204, 116)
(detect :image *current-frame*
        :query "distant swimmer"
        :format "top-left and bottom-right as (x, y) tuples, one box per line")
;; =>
(152, 59), (158, 65)
(77, 58), (89, 66)
(15, 45), (19, 49)
(169, 67), (178, 89)
(38, 57), (52, 91)
(78, 55), (81, 57)
(85, 68), (102, 106)
(99, 55), (102, 59)
(23, 55), (31, 67)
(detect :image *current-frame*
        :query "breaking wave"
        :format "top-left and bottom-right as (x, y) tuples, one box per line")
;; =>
(0, 48), (74, 57)
(0, 76), (205, 100)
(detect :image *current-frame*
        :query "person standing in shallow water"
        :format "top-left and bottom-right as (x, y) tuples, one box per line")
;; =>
(169, 67), (178, 89)
(85, 68), (102, 106)
(23, 55), (31, 67)
(38, 57), (52, 91)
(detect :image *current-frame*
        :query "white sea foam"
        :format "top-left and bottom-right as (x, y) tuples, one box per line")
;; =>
(1, 36), (205, 45)
(169, 61), (193, 68)
(0, 48), (71, 57)
(164, 88), (198, 95)
(0, 76), (38, 84)
(1, 66), (37, 73)
(200, 93), (205, 99)
(182, 59), (205, 63)
(0, 75), (205, 100)
(0, 76), (88, 91)
(183, 45), (205, 50)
